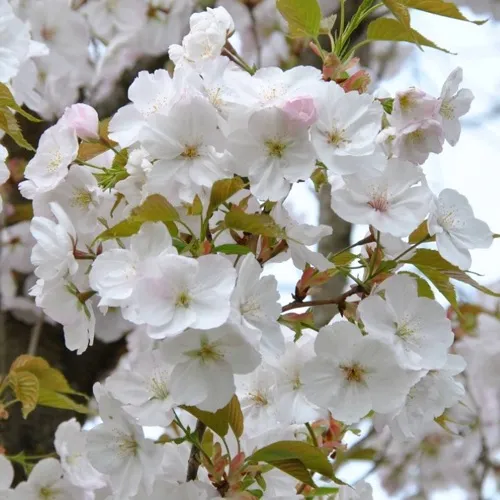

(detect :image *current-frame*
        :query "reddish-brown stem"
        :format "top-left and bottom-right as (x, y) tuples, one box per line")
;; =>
(281, 285), (364, 313)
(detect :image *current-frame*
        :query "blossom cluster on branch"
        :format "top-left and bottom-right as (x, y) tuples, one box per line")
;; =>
(0, 0), (498, 499)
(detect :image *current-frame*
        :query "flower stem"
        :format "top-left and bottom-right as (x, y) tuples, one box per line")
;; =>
(305, 422), (318, 447)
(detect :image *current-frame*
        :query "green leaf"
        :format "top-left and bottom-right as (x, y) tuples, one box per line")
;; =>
(37, 388), (89, 414)
(250, 441), (334, 478)
(367, 17), (452, 53)
(213, 244), (252, 256)
(405, 249), (500, 298)
(414, 265), (459, 311)
(0, 108), (35, 151)
(400, 0), (487, 24)
(0, 83), (41, 122)
(97, 195), (180, 241)
(405, 248), (456, 270)
(182, 404), (230, 438)
(8, 371), (39, 418)
(97, 220), (142, 241)
(228, 395), (244, 438)
(187, 195), (203, 216)
(112, 148), (129, 170)
(277, 0), (322, 38)
(208, 177), (245, 216)
(279, 309), (317, 340)
(398, 271), (435, 299)
(330, 251), (357, 267)
(306, 487), (340, 497)
(77, 142), (111, 162)
(408, 220), (432, 243)
(225, 211), (283, 238)
(384, 0), (411, 29)
(269, 459), (315, 486)
(311, 167), (327, 193)
(132, 194), (180, 223)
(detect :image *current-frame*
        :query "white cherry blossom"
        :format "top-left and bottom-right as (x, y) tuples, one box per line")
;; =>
(105, 349), (179, 427)
(312, 82), (383, 174)
(428, 188), (492, 270)
(133, 254), (236, 339)
(86, 383), (164, 498)
(14, 458), (87, 500)
(271, 204), (333, 271)
(141, 95), (227, 204)
(236, 365), (281, 437)
(228, 106), (316, 200)
(330, 157), (431, 236)
(230, 254), (284, 357)
(439, 67), (474, 146)
(375, 354), (466, 440)
(161, 324), (261, 412)
(30, 202), (77, 281)
(54, 419), (107, 491)
(303, 321), (419, 424)
(358, 274), (454, 370)
(89, 222), (177, 308)
(1, 221), (35, 273)
(20, 124), (78, 198)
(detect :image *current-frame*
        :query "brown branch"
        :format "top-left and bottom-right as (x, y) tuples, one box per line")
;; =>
(186, 420), (207, 482)
(282, 285), (364, 313)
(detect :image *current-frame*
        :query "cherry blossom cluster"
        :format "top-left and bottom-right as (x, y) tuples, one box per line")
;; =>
(2, 0), (197, 120)
(0, 2), (497, 499)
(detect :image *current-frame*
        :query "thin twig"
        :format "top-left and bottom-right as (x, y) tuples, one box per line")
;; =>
(282, 285), (363, 313)
(186, 420), (207, 482)
(27, 312), (45, 356)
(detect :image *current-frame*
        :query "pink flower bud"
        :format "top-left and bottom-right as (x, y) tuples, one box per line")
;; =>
(282, 96), (318, 127)
(62, 104), (99, 141)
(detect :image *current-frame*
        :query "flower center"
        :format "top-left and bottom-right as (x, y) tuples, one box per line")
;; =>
(327, 128), (349, 147)
(117, 433), (139, 457)
(265, 139), (286, 158)
(71, 188), (93, 209)
(240, 296), (260, 315)
(47, 151), (63, 173)
(398, 93), (417, 113)
(181, 145), (200, 159)
(368, 195), (389, 212)
(249, 390), (269, 406)
(292, 374), (303, 391)
(407, 129), (424, 144)
(149, 374), (170, 400)
(340, 362), (366, 383)
(40, 26), (56, 42)
(395, 322), (415, 339)
(440, 101), (455, 120)
(40, 487), (57, 500)
(175, 291), (191, 308)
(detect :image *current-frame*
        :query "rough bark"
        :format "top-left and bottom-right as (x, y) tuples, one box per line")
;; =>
(0, 314), (126, 482)
(312, 1), (373, 327)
